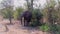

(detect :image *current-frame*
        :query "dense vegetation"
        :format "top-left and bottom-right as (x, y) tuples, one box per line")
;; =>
(0, 0), (60, 34)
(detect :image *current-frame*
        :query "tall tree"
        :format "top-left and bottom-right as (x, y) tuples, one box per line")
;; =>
(31, 0), (33, 11)
(25, 0), (34, 11)
(45, 0), (57, 24)
(56, 0), (60, 24)
(1, 0), (14, 24)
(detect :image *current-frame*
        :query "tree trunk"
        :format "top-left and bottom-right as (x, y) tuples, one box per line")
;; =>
(26, 0), (30, 10)
(9, 16), (12, 24)
(30, 0), (33, 12)
(26, 0), (33, 11)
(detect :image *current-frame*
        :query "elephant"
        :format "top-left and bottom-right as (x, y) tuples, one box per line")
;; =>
(20, 10), (32, 26)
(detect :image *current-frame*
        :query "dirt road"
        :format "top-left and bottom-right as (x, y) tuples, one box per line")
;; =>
(0, 19), (51, 34)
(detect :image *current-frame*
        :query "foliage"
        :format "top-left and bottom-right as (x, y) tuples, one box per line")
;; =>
(56, 25), (60, 34)
(30, 9), (43, 27)
(40, 24), (49, 32)
(30, 19), (42, 27)
(50, 24), (58, 31)
(40, 23), (60, 33)
(1, 0), (13, 8)
(1, 8), (13, 19)
(30, 19), (38, 27)
(13, 7), (24, 20)
(48, 24), (60, 34)
(32, 9), (43, 19)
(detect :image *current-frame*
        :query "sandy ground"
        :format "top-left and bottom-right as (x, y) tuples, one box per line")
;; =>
(0, 19), (51, 34)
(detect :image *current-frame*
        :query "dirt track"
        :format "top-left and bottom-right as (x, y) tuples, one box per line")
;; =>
(0, 19), (51, 34)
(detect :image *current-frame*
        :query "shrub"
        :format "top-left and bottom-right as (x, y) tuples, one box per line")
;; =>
(13, 7), (24, 20)
(1, 9), (13, 19)
(30, 9), (43, 27)
(50, 24), (58, 31)
(30, 19), (40, 27)
(49, 24), (60, 34)
(40, 24), (49, 32)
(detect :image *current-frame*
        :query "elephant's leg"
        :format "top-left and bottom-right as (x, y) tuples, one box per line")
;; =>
(24, 18), (29, 26)
(21, 18), (22, 25)
(24, 19), (25, 26)
(26, 19), (31, 26)
(24, 18), (27, 26)
(21, 17), (25, 26)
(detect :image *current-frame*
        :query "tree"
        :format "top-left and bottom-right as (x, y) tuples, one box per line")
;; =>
(45, 0), (57, 24)
(1, 0), (14, 24)
(25, 0), (34, 11)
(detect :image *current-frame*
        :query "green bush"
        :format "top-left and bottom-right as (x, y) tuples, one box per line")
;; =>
(30, 19), (40, 27)
(1, 9), (13, 19)
(32, 9), (43, 19)
(50, 24), (58, 31)
(40, 24), (49, 32)
(30, 9), (43, 27)
(13, 7), (24, 20)
(49, 24), (60, 34)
